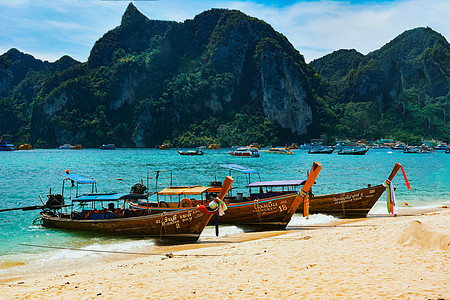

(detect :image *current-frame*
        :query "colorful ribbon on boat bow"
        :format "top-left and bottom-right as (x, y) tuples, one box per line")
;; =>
(208, 197), (227, 216)
(299, 189), (309, 219)
(383, 179), (395, 214)
(382, 164), (413, 214)
(196, 197), (228, 216)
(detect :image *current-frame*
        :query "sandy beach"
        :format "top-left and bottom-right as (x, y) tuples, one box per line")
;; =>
(1, 208), (448, 300)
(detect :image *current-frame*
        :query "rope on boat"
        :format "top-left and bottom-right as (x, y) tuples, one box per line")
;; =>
(160, 171), (171, 187)
(32, 216), (42, 225)
(18, 243), (222, 257)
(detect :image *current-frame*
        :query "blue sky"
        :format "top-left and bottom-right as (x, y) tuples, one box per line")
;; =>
(0, 0), (448, 63)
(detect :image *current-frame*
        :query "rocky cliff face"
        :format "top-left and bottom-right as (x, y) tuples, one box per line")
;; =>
(2, 5), (447, 146)
(29, 4), (316, 146)
(261, 51), (312, 134)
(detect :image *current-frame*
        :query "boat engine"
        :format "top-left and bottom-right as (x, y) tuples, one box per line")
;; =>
(130, 183), (147, 194)
(45, 194), (64, 207)
(209, 181), (222, 187)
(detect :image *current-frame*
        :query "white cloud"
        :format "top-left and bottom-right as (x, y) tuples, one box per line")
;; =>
(226, 0), (450, 61)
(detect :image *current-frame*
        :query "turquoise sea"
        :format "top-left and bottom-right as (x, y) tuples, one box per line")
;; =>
(0, 148), (449, 279)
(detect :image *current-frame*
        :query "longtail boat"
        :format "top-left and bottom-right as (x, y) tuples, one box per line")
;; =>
(37, 173), (233, 243)
(308, 147), (334, 154)
(209, 162), (320, 230)
(128, 162), (322, 231)
(177, 147), (204, 156)
(296, 163), (411, 218)
(337, 146), (368, 155)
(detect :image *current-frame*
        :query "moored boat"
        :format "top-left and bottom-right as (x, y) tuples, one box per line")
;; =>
(71, 144), (83, 150)
(248, 143), (261, 149)
(296, 163), (411, 218)
(260, 147), (294, 154)
(337, 146), (368, 155)
(229, 147), (261, 157)
(208, 144), (220, 150)
(403, 146), (420, 153)
(391, 143), (406, 150)
(0, 139), (16, 151)
(177, 147), (204, 156)
(308, 147), (334, 154)
(205, 163), (409, 219)
(37, 173), (233, 243)
(100, 144), (116, 150)
(18, 144), (33, 150)
(57, 144), (73, 149)
(128, 163), (322, 231)
(434, 143), (448, 151)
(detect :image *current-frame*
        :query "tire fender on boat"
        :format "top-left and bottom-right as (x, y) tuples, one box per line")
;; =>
(159, 201), (169, 208)
(180, 198), (193, 207)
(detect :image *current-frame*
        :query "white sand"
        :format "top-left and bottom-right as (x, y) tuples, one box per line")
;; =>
(1, 209), (448, 299)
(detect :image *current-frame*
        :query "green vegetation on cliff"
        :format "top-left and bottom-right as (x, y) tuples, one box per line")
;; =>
(312, 27), (449, 142)
(0, 4), (448, 147)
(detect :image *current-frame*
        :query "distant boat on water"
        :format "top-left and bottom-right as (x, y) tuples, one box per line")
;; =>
(391, 144), (406, 150)
(57, 144), (72, 149)
(308, 147), (334, 154)
(100, 144), (116, 150)
(337, 146), (368, 155)
(229, 147), (261, 157)
(434, 143), (448, 150)
(248, 143), (261, 149)
(177, 147), (204, 156)
(404, 146), (433, 153)
(18, 144), (33, 150)
(0, 139), (16, 151)
(260, 147), (294, 154)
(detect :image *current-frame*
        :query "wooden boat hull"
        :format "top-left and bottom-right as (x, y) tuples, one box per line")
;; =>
(228, 150), (261, 157)
(130, 193), (301, 231)
(213, 193), (301, 230)
(296, 184), (386, 218)
(337, 148), (368, 155)
(40, 208), (212, 243)
(178, 152), (203, 156)
(308, 149), (333, 154)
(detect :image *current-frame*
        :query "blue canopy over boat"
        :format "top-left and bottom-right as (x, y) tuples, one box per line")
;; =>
(73, 193), (127, 202)
(59, 173), (96, 184)
(219, 164), (259, 174)
(246, 180), (306, 188)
